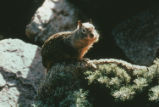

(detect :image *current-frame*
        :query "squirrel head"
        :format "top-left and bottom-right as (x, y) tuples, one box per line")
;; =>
(76, 20), (99, 42)
(70, 20), (100, 50)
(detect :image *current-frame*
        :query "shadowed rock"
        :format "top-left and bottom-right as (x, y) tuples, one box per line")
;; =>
(113, 7), (159, 65)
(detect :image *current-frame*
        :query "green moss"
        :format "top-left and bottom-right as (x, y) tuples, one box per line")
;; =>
(59, 89), (92, 107)
(133, 77), (148, 91)
(34, 59), (159, 106)
(112, 86), (135, 101)
(149, 85), (159, 102)
(85, 63), (131, 89)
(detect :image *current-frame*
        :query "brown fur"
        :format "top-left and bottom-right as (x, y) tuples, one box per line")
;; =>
(41, 22), (99, 71)
(76, 38), (97, 59)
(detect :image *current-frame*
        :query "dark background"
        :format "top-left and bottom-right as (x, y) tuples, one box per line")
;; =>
(0, 0), (158, 61)
(69, 0), (159, 61)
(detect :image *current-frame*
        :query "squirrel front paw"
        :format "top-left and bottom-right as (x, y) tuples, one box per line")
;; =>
(80, 58), (97, 69)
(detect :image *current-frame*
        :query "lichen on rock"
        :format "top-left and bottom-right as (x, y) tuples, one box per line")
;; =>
(34, 58), (159, 107)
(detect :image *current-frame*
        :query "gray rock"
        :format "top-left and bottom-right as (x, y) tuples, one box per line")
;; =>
(0, 39), (45, 106)
(0, 73), (6, 87)
(26, 0), (79, 45)
(112, 8), (159, 65)
(0, 87), (20, 107)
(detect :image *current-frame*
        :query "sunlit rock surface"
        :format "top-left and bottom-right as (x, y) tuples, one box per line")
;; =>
(0, 39), (45, 106)
(26, 0), (79, 45)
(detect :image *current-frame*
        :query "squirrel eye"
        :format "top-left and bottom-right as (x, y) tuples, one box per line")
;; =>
(82, 28), (87, 33)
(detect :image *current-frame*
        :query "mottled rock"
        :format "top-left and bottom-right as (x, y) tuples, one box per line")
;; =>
(0, 73), (6, 87)
(112, 8), (159, 65)
(26, 0), (79, 45)
(0, 39), (45, 106)
(0, 86), (20, 107)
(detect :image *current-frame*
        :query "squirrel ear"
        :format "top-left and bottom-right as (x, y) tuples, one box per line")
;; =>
(77, 20), (82, 28)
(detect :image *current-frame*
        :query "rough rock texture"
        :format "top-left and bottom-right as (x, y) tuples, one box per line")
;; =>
(34, 58), (159, 107)
(112, 7), (159, 65)
(26, 0), (81, 45)
(0, 39), (45, 106)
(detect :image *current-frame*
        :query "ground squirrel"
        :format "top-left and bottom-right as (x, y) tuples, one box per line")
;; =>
(41, 21), (99, 71)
